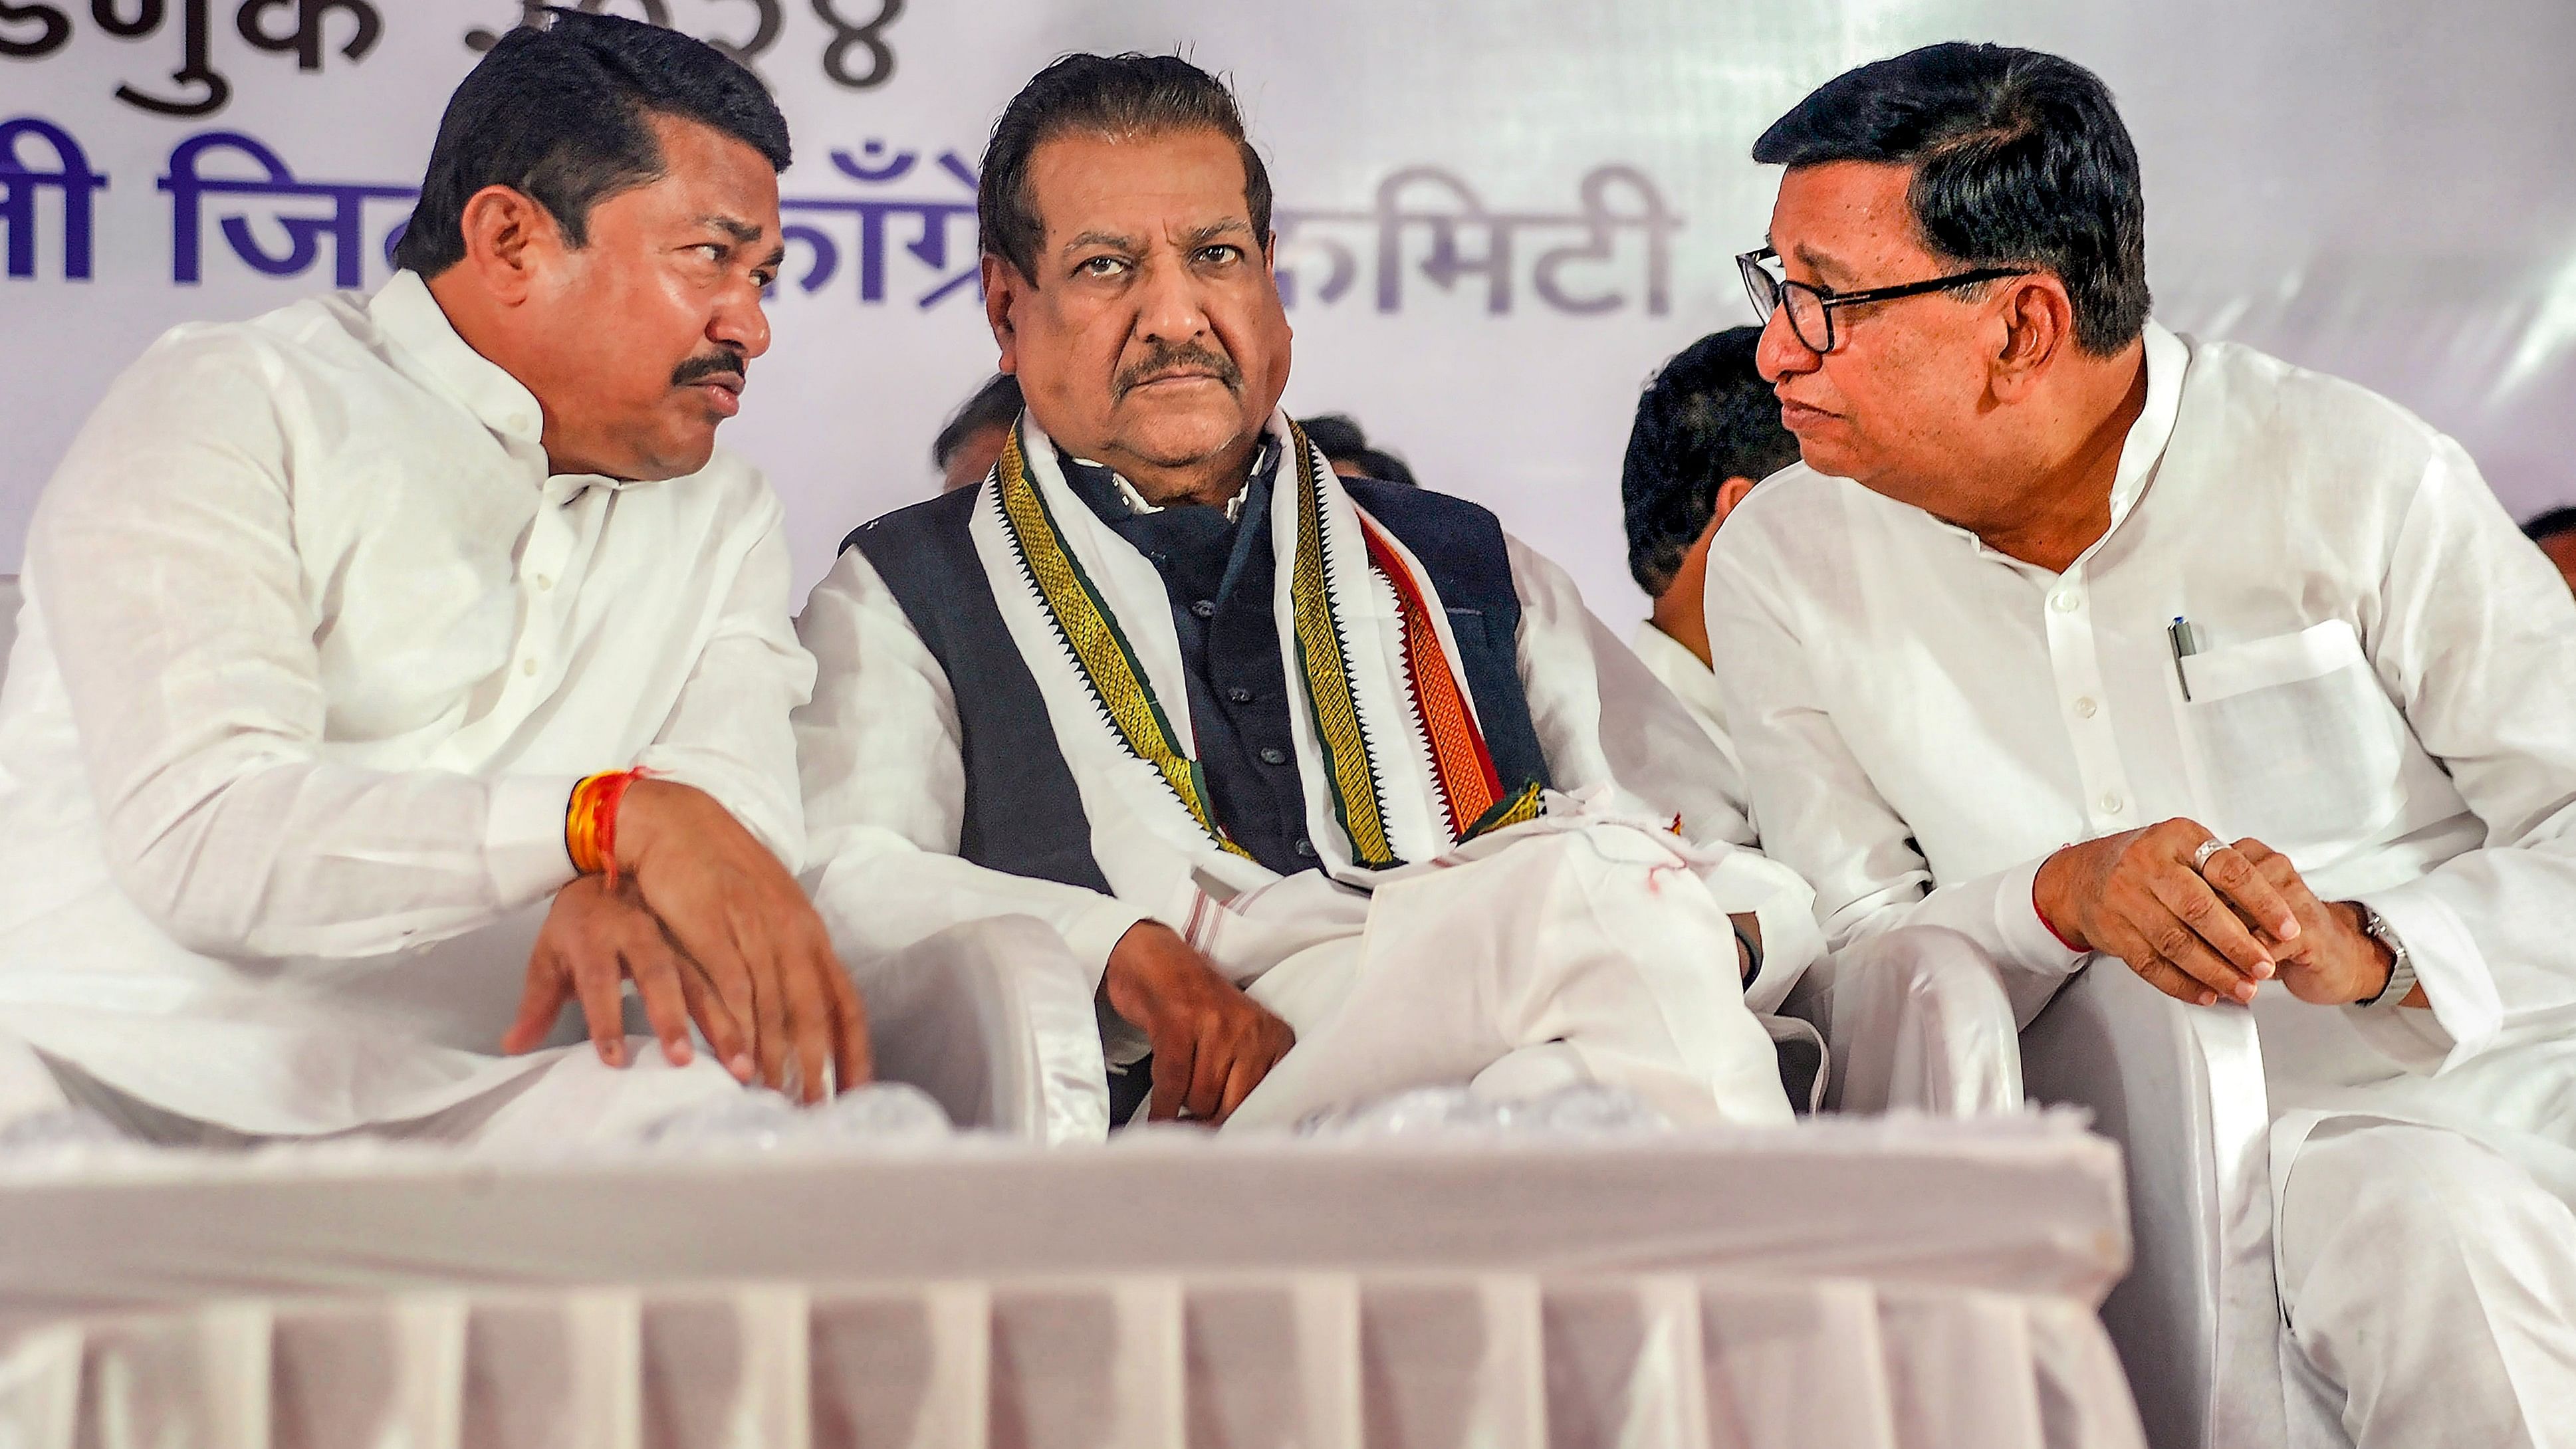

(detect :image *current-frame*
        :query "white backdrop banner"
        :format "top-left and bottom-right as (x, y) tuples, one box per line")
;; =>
(4, 0), (2574, 619)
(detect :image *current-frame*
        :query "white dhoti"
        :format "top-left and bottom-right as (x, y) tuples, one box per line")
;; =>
(1208, 822), (1793, 1131)
(2278, 1121), (2576, 1446)
(0, 1026), (749, 1151)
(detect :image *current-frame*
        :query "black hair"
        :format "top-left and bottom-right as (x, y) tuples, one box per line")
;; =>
(934, 374), (1024, 469)
(1752, 41), (2149, 355)
(1299, 413), (1419, 488)
(2524, 506), (2576, 544)
(978, 52), (1272, 284)
(394, 7), (790, 277)
(1621, 326), (1800, 597)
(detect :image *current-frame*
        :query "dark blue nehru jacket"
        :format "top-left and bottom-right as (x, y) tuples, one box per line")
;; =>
(1056, 446), (1314, 876)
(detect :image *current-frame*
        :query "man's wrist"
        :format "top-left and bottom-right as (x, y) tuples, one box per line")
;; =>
(2032, 849), (2089, 952)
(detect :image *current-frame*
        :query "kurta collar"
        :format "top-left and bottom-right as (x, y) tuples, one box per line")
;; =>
(369, 269), (549, 453)
(2104, 320), (2190, 534)
(1065, 439), (1276, 524)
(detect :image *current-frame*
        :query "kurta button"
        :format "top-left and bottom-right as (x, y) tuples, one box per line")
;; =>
(1191, 600), (1216, 618)
(1228, 687), (1254, 704)
(1294, 837), (1317, 859)
(2072, 696), (2098, 719)
(1258, 746), (1288, 765)
(2100, 792), (2126, 814)
(2051, 591), (2081, 613)
(521, 658), (538, 676)
(533, 575), (554, 591)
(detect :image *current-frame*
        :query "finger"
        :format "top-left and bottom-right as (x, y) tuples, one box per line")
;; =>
(502, 947), (571, 1056)
(689, 931), (763, 1084)
(784, 952), (834, 1107)
(2121, 907), (2261, 1004)
(677, 960), (750, 1077)
(1185, 1028), (1232, 1121)
(1213, 1049), (1276, 1125)
(1150, 1034), (1197, 1122)
(568, 943), (630, 1067)
(2144, 865), (2276, 980)
(2123, 951), (2221, 1008)
(2195, 842), (2300, 944)
(733, 915), (792, 1095)
(622, 933), (696, 1068)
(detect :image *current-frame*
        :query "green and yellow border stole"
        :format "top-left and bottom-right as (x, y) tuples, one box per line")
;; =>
(993, 426), (1250, 858)
(1286, 425), (1542, 869)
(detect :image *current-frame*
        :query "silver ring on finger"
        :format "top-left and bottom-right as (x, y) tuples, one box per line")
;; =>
(2190, 837), (2225, 874)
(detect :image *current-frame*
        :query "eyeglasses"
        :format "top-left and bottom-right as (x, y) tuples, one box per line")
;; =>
(1736, 246), (2031, 354)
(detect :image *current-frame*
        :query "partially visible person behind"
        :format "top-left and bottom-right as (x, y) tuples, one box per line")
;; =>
(935, 372), (1023, 492)
(1708, 42), (2576, 1446)
(2524, 505), (2576, 596)
(0, 11), (868, 1149)
(1619, 326), (1800, 748)
(1298, 412), (1419, 487)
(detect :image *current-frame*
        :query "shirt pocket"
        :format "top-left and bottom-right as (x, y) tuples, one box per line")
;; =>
(2179, 619), (2406, 851)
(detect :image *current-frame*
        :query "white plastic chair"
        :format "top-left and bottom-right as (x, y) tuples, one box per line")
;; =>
(844, 915), (1112, 1144)
(2019, 958), (2287, 1449)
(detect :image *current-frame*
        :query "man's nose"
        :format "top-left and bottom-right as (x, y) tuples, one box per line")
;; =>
(711, 276), (772, 361)
(1756, 304), (1817, 383)
(1134, 255), (1213, 345)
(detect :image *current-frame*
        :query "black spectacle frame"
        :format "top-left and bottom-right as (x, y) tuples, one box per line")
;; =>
(1736, 246), (2032, 354)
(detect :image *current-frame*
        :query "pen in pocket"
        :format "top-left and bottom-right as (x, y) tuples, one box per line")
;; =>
(2168, 616), (2200, 701)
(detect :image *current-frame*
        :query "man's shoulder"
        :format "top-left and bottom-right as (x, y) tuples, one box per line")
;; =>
(838, 480), (983, 560)
(1704, 461), (1854, 583)
(2180, 334), (2453, 465)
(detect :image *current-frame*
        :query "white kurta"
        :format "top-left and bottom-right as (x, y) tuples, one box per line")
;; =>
(0, 271), (814, 1137)
(1706, 322), (2576, 1439)
(796, 472), (1824, 1127)
(1629, 620), (1737, 764)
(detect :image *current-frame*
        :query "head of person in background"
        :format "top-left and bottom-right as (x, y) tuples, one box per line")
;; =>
(933, 372), (1024, 491)
(393, 11), (790, 482)
(1620, 326), (1800, 673)
(1298, 413), (1419, 488)
(2524, 506), (2576, 596)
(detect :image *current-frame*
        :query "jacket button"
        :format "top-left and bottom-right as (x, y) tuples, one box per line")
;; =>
(1258, 747), (1288, 765)
(1191, 600), (1217, 618)
(1294, 837), (1317, 859)
(1228, 687), (1254, 704)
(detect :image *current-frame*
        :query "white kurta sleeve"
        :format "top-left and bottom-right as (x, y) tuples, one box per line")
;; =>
(25, 328), (582, 961)
(2349, 439), (2576, 1068)
(634, 483), (816, 870)
(1503, 534), (1823, 1006)
(796, 546), (1148, 985)
(1702, 534), (2081, 1010)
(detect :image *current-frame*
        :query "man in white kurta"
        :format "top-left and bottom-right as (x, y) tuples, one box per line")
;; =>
(0, 13), (864, 1146)
(797, 53), (1816, 1134)
(1711, 42), (2576, 1446)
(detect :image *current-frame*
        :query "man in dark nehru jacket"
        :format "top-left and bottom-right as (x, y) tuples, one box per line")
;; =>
(796, 53), (1821, 1132)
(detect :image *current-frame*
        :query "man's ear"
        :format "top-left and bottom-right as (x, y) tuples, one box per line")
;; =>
(453, 185), (561, 305)
(1710, 475), (1758, 530)
(1991, 274), (2075, 403)
(981, 253), (1020, 372)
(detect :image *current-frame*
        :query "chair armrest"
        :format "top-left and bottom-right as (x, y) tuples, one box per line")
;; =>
(2021, 960), (2282, 1449)
(846, 916), (1109, 1143)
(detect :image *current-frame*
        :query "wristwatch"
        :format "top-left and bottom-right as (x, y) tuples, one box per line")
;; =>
(2355, 901), (2416, 1010)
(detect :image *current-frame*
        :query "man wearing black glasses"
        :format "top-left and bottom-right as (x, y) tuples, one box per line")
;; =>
(1704, 41), (2576, 1447)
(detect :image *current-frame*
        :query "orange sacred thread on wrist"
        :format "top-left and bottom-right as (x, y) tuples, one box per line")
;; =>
(565, 772), (616, 877)
(593, 768), (647, 889)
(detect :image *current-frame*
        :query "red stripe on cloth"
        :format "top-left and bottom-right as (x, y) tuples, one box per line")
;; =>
(1357, 515), (1505, 836)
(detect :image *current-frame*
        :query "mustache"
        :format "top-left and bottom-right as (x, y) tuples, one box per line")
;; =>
(671, 350), (748, 390)
(1113, 342), (1242, 401)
